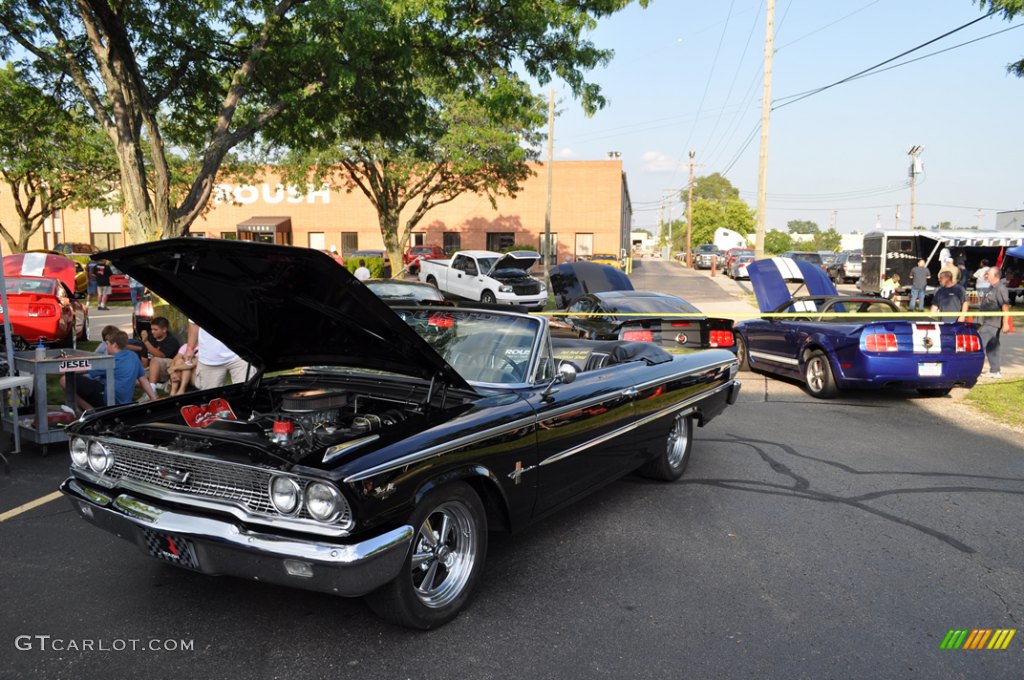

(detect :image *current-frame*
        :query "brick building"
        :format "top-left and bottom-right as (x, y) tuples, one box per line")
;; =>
(2, 160), (632, 262)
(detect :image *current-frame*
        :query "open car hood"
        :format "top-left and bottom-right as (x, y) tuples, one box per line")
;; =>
(4, 252), (77, 292)
(548, 261), (633, 308)
(489, 251), (541, 275)
(746, 257), (838, 312)
(102, 239), (471, 390)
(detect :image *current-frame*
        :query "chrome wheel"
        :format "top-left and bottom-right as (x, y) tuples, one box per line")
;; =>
(735, 335), (749, 371)
(410, 500), (479, 609)
(666, 415), (691, 470)
(806, 356), (827, 392)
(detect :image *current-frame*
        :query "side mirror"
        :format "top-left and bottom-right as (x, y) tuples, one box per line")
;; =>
(541, 361), (576, 401)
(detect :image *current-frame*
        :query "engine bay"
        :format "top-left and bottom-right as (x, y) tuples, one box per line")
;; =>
(96, 383), (456, 468)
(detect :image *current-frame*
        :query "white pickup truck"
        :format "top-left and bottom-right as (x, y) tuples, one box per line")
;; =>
(418, 250), (548, 310)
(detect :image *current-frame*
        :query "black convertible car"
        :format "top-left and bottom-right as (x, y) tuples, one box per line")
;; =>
(61, 239), (741, 629)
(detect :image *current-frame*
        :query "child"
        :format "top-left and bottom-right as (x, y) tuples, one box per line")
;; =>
(168, 344), (196, 396)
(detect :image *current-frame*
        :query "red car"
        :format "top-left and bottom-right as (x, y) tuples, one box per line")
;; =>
(403, 244), (447, 275)
(108, 265), (132, 300)
(1, 254), (89, 346)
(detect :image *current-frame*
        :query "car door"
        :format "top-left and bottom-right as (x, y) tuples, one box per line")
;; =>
(449, 255), (478, 300)
(527, 360), (641, 515)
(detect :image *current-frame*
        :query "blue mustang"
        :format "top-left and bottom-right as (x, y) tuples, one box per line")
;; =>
(734, 257), (984, 398)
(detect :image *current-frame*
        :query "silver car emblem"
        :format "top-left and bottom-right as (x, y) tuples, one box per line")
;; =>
(154, 466), (191, 484)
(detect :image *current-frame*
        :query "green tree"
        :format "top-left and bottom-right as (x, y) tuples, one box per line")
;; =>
(787, 219), (819, 234)
(978, 1), (1024, 75)
(673, 198), (755, 250)
(0, 66), (117, 253)
(686, 172), (740, 205)
(0, 0), (647, 245)
(764, 230), (793, 255)
(932, 220), (953, 230)
(811, 228), (842, 252)
(284, 76), (544, 273)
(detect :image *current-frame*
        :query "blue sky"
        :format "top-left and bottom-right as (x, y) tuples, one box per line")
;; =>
(541, 0), (1024, 234)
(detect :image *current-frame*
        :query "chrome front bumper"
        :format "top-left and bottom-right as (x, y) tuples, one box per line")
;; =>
(61, 478), (413, 598)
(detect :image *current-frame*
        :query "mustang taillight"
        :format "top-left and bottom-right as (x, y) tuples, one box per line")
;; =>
(864, 333), (898, 352)
(27, 303), (57, 317)
(956, 334), (981, 352)
(670, 321), (691, 327)
(622, 329), (654, 342)
(709, 330), (734, 347)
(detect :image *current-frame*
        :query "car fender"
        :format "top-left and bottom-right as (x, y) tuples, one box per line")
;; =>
(798, 334), (840, 374)
(414, 464), (514, 531)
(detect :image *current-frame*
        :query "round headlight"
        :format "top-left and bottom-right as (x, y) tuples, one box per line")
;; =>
(305, 482), (343, 522)
(70, 438), (89, 468)
(269, 476), (301, 515)
(87, 441), (113, 474)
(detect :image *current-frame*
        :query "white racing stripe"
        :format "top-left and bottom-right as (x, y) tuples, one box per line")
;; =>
(770, 257), (804, 281)
(911, 323), (942, 354)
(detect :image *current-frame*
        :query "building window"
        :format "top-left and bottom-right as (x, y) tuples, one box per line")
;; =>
(411, 233), (425, 247)
(189, 232), (206, 238)
(540, 232), (558, 265)
(486, 232), (515, 252)
(308, 232), (325, 250)
(341, 232), (359, 256)
(443, 232), (461, 254)
(91, 233), (123, 250)
(220, 232), (237, 240)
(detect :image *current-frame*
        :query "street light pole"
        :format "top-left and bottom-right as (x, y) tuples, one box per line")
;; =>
(908, 145), (923, 230)
(687, 151), (695, 267)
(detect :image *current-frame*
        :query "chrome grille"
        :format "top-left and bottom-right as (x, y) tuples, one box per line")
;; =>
(95, 441), (351, 527)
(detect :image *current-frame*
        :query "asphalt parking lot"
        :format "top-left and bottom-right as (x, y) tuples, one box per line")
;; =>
(1, 262), (1021, 679)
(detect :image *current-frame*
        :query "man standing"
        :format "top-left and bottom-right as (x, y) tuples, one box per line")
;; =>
(140, 317), (181, 392)
(930, 270), (968, 323)
(976, 266), (1011, 379)
(354, 259), (371, 282)
(94, 259), (112, 310)
(973, 259), (992, 293)
(85, 259), (99, 308)
(908, 259), (930, 312)
(184, 321), (251, 389)
(939, 258), (959, 284)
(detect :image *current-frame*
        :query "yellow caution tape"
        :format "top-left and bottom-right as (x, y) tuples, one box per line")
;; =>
(534, 310), (1024, 320)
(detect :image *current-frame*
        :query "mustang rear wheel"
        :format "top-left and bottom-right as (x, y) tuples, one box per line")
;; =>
(735, 336), (750, 371)
(804, 350), (838, 399)
(366, 482), (487, 629)
(640, 413), (693, 481)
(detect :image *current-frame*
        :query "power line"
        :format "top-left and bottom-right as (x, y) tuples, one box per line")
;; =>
(772, 10), (998, 111)
(774, 0), (884, 52)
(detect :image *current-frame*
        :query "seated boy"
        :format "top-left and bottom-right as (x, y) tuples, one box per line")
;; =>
(62, 330), (158, 411)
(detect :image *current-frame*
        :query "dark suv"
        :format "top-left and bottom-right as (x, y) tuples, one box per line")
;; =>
(693, 244), (722, 270)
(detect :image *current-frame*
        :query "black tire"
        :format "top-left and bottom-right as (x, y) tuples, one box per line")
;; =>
(640, 414), (694, 481)
(480, 290), (496, 304)
(365, 482), (487, 630)
(735, 335), (750, 371)
(916, 387), (952, 397)
(426, 275), (438, 287)
(804, 350), (838, 399)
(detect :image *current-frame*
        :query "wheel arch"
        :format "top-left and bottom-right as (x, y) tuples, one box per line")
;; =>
(414, 465), (512, 533)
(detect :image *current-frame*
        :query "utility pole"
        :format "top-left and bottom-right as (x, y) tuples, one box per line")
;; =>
(755, 0), (775, 259)
(543, 88), (555, 281)
(687, 151), (695, 267)
(895, 204), (900, 230)
(976, 208), (984, 228)
(908, 145), (923, 230)
(830, 210), (838, 231)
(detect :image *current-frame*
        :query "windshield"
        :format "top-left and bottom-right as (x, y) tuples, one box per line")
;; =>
(396, 309), (542, 384)
(365, 281), (444, 301)
(6, 278), (56, 295)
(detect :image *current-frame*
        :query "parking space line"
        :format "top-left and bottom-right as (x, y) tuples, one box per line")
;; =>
(0, 491), (63, 522)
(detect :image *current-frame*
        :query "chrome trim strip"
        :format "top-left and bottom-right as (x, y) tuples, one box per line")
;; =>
(322, 435), (379, 464)
(540, 380), (736, 467)
(344, 357), (736, 483)
(344, 414), (539, 483)
(749, 350), (799, 366)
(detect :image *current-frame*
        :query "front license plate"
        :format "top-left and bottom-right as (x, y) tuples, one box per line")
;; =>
(918, 362), (942, 377)
(143, 528), (200, 570)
